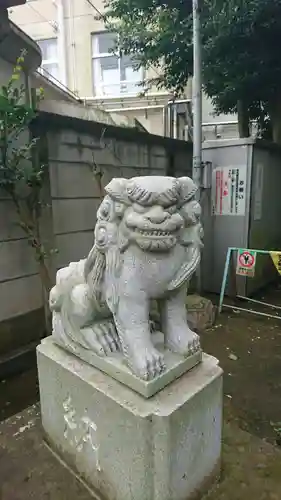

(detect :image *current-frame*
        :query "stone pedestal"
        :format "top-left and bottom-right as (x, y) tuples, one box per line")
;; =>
(37, 338), (223, 500)
(54, 330), (202, 398)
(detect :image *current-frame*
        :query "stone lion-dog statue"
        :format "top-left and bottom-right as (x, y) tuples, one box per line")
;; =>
(49, 175), (203, 380)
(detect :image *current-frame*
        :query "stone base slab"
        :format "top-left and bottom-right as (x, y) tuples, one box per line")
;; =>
(37, 338), (223, 500)
(54, 330), (202, 398)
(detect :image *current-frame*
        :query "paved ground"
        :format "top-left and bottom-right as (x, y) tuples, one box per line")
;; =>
(0, 405), (93, 500)
(0, 367), (38, 422)
(203, 290), (281, 445)
(1, 404), (281, 500)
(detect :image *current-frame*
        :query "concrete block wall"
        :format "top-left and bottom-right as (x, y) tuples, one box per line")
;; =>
(48, 130), (169, 270)
(0, 190), (45, 358)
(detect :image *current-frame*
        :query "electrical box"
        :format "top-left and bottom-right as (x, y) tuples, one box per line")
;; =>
(201, 139), (281, 297)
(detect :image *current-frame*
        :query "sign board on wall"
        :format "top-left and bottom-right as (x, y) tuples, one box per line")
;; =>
(211, 166), (247, 216)
(236, 249), (257, 277)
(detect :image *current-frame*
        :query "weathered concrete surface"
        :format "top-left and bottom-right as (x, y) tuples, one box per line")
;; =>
(1, 404), (281, 500)
(37, 340), (222, 500)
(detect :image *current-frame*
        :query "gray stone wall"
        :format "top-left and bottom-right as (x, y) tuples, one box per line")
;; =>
(0, 190), (44, 357)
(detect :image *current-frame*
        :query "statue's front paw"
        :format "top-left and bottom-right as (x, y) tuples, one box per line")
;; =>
(167, 329), (201, 357)
(129, 347), (165, 381)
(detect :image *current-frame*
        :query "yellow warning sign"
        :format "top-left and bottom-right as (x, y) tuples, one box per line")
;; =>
(270, 251), (281, 274)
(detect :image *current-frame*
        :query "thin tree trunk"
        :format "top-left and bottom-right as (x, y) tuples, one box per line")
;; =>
(12, 196), (53, 335)
(237, 100), (250, 138)
(38, 260), (52, 336)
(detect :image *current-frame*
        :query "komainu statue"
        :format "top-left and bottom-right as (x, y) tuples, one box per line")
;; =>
(50, 176), (203, 380)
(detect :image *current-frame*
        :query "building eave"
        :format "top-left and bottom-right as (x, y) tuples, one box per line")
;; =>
(0, 16), (41, 71)
(0, 0), (26, 7)
(32, 71), (81, 103)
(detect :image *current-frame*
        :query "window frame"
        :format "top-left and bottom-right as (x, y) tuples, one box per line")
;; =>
(37, 38), (60, 83)
(91, 31), (144, 98)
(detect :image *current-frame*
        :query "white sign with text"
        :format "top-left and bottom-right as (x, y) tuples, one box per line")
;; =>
(211, 165), (247, 216)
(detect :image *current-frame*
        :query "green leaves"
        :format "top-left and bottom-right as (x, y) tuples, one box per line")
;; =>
(0, 53), (40, 192)
(0, 52), (53, 306)
(104, 0), (281, 137)
(0, 54), (53, 266)
(103, 0), (193, 94)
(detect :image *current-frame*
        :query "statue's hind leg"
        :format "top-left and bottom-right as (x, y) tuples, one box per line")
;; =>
(70, 285), (121, 355)
(53, 311), (120, 357)
(81, 320), (120, 355)
(53, 283), (120, 357)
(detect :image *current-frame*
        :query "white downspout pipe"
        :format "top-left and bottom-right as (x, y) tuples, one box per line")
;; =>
(68, 0), (77, 93)
(56, 0), (67, 87)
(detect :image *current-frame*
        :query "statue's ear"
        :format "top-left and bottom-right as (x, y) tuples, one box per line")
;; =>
(104, 178), (129, 203)
(178, 177), (198, 204)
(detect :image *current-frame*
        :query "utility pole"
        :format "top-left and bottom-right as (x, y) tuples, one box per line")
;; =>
(192, 0), (203, 292)
(192, 0), (202, 199)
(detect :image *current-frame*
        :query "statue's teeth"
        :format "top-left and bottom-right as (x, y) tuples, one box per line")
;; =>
(137, 229), (172, 237)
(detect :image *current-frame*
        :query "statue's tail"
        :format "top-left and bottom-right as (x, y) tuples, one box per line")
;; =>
(84, 245), (106, 306)
(49, 246), (106, 315)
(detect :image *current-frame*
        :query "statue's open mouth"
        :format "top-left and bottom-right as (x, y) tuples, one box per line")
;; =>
(126, 223), (181, 239)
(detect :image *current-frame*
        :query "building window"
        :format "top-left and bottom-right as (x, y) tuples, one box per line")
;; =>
(37, 38), (59, 82)
(92, 32), (143, 97)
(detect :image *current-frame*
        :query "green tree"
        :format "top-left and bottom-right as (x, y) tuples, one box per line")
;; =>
(104, 0), (281, 143)
(0, 52), (54, 331)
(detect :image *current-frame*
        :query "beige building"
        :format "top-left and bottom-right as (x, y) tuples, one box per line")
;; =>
(0, 2), (86, 108)
(9, 0), (239, 139)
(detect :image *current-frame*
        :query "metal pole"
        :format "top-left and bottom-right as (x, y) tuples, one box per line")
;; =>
(192, 0), (202, 195)
(192, 0), (202, 292)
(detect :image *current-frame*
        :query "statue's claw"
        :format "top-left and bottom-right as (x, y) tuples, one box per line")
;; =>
(103, 322), (120, 353)
(96, 325), (114, 355)
(167, 329), (201, 357)
(128, 347), (165, 381)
